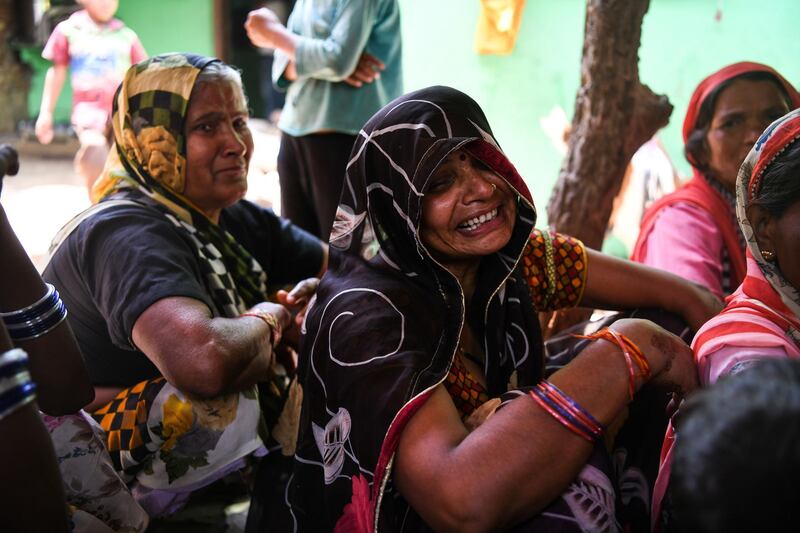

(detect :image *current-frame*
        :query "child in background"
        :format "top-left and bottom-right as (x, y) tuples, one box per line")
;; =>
(35, 0), (147, 192)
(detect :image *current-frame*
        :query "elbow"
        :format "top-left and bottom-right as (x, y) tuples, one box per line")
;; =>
(163, 340), (234, 399)
(417, 487), (504, 533)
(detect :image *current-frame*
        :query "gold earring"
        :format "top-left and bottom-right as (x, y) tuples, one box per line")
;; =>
(762, 250), (776, 262)
(490, 183), (497, 192)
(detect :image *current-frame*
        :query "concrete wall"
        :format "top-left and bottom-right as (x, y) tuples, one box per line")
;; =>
(397, 0), (800, 224)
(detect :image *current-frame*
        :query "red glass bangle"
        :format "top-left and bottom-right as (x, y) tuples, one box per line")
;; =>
(574, 328), (650, 400)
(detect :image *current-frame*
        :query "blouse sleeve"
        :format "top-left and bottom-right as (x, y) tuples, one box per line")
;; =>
(520, 229), (588, 312)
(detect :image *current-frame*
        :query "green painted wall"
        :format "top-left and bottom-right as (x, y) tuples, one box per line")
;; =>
(397, 0), (800, 224)
(25, 0), (215, 122)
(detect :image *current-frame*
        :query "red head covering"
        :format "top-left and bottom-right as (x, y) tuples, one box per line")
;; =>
(682, 61), (800, 151)
(633, 62), (800, 289)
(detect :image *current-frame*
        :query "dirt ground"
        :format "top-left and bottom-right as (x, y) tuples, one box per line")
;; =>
(2, 118), (282, 271)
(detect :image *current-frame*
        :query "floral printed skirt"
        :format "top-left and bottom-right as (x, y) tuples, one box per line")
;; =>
(42, 411), (149, 532)
(90, 378), (265, 500)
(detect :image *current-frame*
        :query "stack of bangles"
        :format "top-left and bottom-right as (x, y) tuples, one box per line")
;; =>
(0, 283), (68, 341)
(241, 310), (283, 349)
(575, 327), (651, 400)
(0, 348), (37, 421)
(529, 381), (605, 443)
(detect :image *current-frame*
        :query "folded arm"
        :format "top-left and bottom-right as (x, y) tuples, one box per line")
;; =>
(132, 296), (289, 398)
(394, 320), (697, 532)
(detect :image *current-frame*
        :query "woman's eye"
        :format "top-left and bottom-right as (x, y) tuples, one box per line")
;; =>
(194, 123), (215, 133)
(428, 176), (453, 193)
(234, 118), (250, 130)
(719, 117), (742, 129)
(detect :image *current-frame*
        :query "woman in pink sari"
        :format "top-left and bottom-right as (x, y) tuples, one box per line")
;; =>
(653, 108), (800, 530)
(631, 62), (800, 299)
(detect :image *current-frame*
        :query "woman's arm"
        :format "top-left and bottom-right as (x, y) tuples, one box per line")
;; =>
(0, 323), (71, 532)
(394, 319), (698, 532)
(580, 248), (723, 331)
(0, 201), (93, 415)
(131, 297), (290, 398)
(246, 1), (379, 82)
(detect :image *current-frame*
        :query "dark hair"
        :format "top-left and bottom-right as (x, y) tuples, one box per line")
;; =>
(750, 138), (800, 218)
(670, 358), (800, 533)
(685, 71), (793, 172)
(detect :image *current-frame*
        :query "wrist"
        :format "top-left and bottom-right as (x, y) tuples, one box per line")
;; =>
(241, 310), (283, 348)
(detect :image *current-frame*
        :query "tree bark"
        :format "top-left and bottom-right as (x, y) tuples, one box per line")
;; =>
(545, 0), (672, 250)
(542, 0), (672, 337)
(0, 1), (31, 134)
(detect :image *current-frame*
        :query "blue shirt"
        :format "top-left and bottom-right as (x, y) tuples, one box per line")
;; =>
(273, 0), (403, 136)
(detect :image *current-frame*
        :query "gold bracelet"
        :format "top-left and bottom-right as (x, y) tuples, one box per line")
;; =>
(241, 312), (282, 348)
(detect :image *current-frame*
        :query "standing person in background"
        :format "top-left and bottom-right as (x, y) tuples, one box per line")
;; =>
(35, 0), (147, 192)
(245, 0), (403, 240)
(631, 62), (799, 298)
(254, 0), (295, 125)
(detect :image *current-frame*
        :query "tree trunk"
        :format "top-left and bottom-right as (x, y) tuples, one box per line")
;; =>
(0, 1), (31, 134)
(545, 0), (672, 250)
(542, 0), (672, 337)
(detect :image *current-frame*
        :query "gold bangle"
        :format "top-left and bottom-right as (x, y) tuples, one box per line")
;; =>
(241, 312), (282, 348)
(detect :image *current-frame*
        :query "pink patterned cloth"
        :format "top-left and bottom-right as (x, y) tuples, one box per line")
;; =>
(42, 10), (146, 132)
(639, 202), (729, 298)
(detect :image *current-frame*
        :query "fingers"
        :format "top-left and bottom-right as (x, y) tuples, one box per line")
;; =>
(343, 75), (364, 88)
(244, 8), (281, 48)
(253, 301), (292, 329)
(286, 278), (319, 304)
(360, 52), (385, 71)
(343, 53), (385, 87)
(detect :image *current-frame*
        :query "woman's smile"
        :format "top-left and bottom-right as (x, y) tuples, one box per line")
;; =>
(420, 147), (517, 278)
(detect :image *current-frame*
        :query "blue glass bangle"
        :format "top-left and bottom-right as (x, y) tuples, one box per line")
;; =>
(0, 351), (29, 380)
(5, 300), (68, 341)
(542, 381), (605, 433)
(0, 284), (59, 325)
(0, 381), (37, 420)
(0, 349), (36, 421)
(531, 384), (597, 442)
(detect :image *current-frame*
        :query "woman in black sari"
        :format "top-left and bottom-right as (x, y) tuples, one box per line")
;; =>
(284, 86), (720, 531)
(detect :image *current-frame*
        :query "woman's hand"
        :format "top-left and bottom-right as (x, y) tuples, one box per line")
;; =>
(612, 319), (699, 398)
(276, 277), (319, 327)
(248, 301), (293, 335)
(672, 281), (724, 332)
(343, 52), (385, 88)
(275, 278), (320, 349)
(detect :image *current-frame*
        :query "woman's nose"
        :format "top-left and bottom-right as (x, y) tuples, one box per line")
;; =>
(222, 125), (247, 156)
(462, 171), (496, 202)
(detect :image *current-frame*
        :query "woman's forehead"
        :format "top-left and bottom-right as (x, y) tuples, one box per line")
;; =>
(188, 81), (247, 116)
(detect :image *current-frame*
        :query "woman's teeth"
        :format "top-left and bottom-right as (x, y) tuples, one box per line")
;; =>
(459, 208), (498, 231)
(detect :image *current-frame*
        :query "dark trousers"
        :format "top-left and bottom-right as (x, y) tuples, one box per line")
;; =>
(277, 132), (357, 240)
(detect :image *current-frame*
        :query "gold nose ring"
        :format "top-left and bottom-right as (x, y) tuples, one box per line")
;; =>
(490, 183), (497, 192)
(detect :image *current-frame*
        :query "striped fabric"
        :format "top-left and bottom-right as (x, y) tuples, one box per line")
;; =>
(692, 109), (800, 385)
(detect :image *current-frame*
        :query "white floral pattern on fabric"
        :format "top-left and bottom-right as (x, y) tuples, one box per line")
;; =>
(43, 412), (149, 532)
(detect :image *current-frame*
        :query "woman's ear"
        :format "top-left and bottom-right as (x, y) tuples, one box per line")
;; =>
(747, 204), (778, 257)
